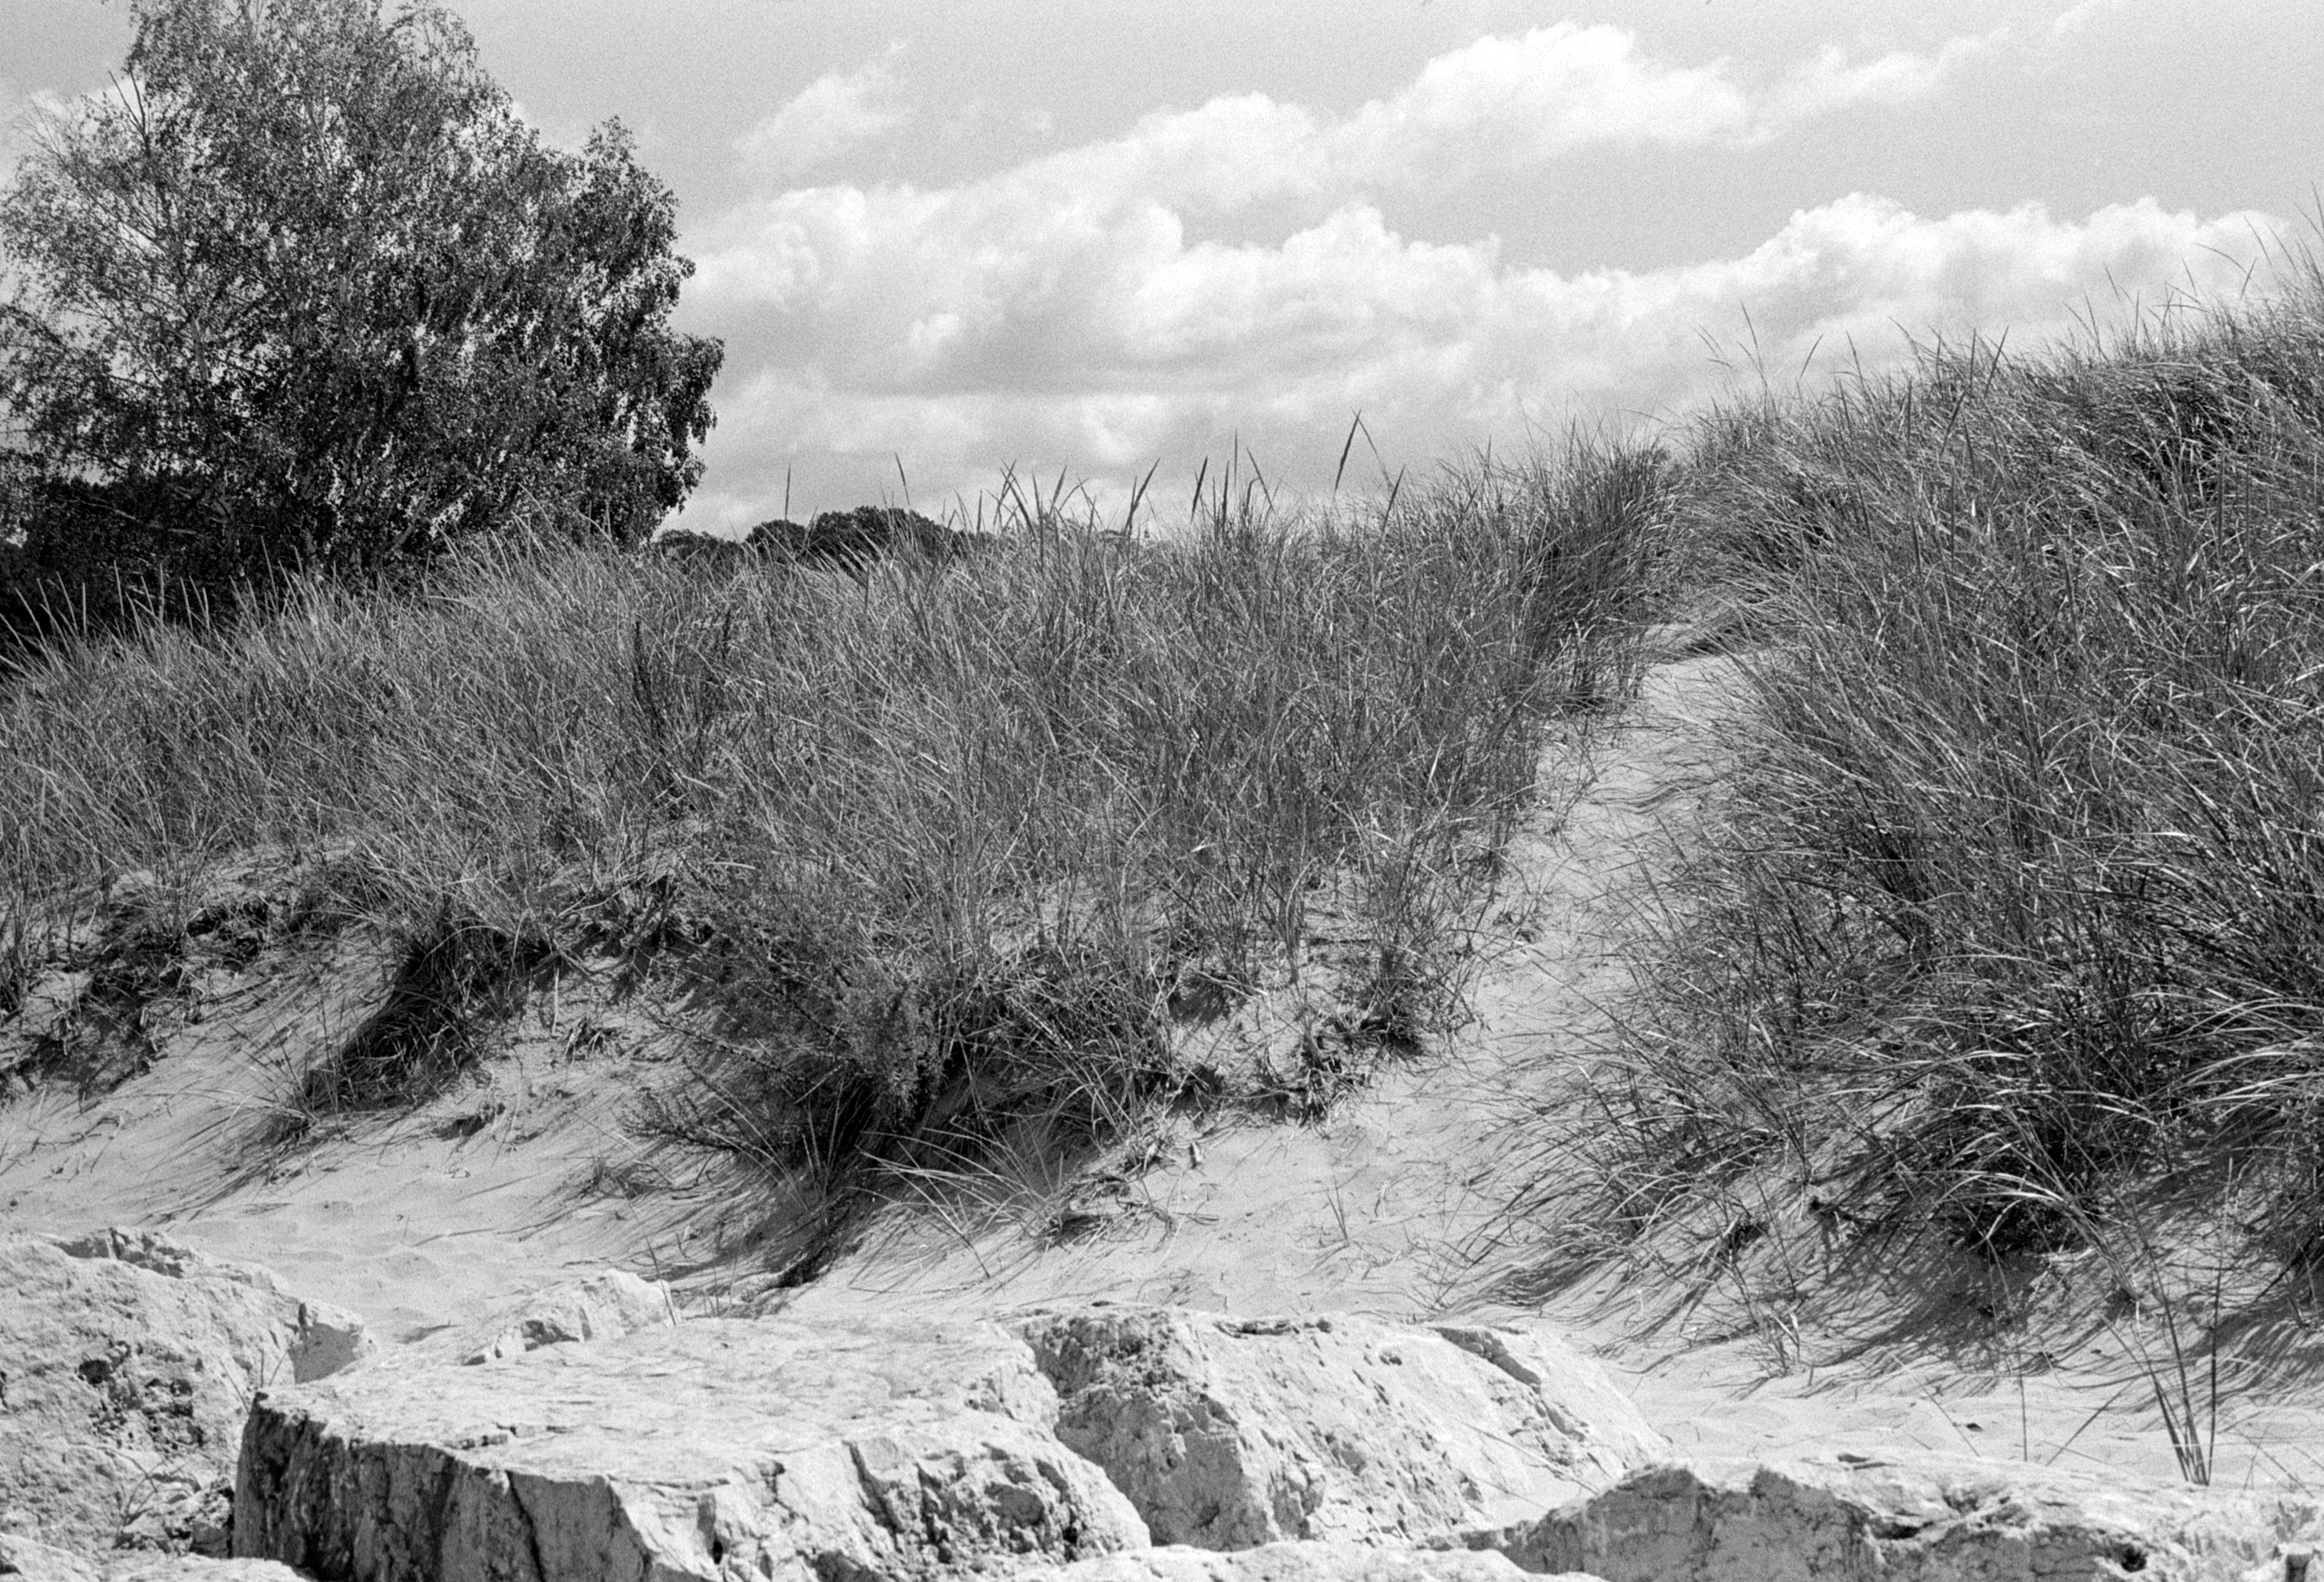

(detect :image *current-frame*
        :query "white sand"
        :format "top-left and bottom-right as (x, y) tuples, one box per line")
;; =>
(7, 650), (2318, 1491)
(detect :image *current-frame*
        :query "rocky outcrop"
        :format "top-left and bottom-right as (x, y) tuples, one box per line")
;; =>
(0, 1535), (307, 1582)
(222, 1292), (2324, 1582)
(94, 1563), (306, 1582)
(1016, 1309), (1663, 1550)
(0, 1536), (98, 1582)
(396, 1268), (680, 1367)
(234, 1314), (1149, 1582)
(0, 1229), (371, 1557)
(230, 1304), (1673, 1582)
(1465, 1454), (2324, 1582)
(1015, 1542), (1595, 1582)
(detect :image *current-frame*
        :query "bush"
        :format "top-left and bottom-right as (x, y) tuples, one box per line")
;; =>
(0, 0), (720, 632)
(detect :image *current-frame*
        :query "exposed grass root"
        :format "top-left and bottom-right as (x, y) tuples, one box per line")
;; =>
(290, 910), (547, 1122)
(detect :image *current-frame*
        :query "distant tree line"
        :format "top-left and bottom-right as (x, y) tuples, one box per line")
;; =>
(655, 507), (993, 576)
(0, 0), (722, 656)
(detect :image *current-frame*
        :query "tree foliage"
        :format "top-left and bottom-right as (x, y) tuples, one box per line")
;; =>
(0, 0), (722, 595)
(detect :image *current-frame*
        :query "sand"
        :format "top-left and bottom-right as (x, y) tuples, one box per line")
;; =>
(6, 648), (2319, 1494)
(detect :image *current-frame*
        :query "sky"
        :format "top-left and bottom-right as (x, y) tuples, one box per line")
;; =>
(4, 0), (2318, 531)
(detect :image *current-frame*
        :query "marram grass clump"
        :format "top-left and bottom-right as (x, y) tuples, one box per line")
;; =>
(0, 446), (1659, 1217)
(1530, 260), (2324, 1319)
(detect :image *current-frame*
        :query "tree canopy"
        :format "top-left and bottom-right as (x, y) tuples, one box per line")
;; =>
(0, 0), (722, 594)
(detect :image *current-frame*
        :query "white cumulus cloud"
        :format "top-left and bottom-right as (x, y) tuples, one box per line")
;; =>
(734, 43), (913, 178)
(2051, 0), (2132, 36)
(974, 24), (1992, 218)
(1330, 24), (1756, 178)
(1767, 32), (1999, 126)
(716, 23), (1995, 229)
(679, 188), (2281, 529)
(672, 23), (2277, 527)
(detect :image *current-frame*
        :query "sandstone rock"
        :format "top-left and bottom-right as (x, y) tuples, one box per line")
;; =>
(235, 1314), (1148, 1582)
(1016, 1541), (1598, 1582)
(1472, 1454), (2324, 1582)
(0, 1533), (97, 1582)
(1015, 1309), (1664, 1551)
(0, 1230), (373, 1556)
(397, 1268), (679, 1366)
(49, 1229), (372, 1382)
(100, 1559), (307, 1582)
(0, 1531), (305, 1582)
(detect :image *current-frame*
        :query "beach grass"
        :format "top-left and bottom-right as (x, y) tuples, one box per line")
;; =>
(0, 444), (1659, 1217)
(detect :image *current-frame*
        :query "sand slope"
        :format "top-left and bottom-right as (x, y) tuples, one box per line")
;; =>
(6, 649), (2319, 1496)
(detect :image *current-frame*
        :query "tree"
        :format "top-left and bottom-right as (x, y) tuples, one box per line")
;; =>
(0, 0), (722, 590)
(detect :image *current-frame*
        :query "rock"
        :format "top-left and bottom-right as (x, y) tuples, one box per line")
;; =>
(49, 1229), (372, 1381)
(0, 1232), (372, 1557)
(1472, 1454), (2324, 1582)
(234, 1314), (1148, 1582)
(100, 1561), (307, 1582)
(1016, 1541), (1598, 1582)
(1015, 1309), (1664, 1551)
(398, 1268), (679, 1367)
(0, 1533), (97, 1582)
(0, 1536), (302, 1582)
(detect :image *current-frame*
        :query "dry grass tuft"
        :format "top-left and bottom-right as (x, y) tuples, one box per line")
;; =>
(1517, 253), (2324, 1386)
(1, 442), (1659, 1235)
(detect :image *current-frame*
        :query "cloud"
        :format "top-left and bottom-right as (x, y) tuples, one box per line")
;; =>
(734, 43), (912, 178)
(1325, 24), (2001, 187)
(669, 22), (2270, 526)
(0, 84), (30, 179)
(927, 24), (1996, 218)
(1340, 24), (2001, 167)
(1769, 33), (1998, 123)
(1330, 25), (1755, 176)
(718, 23), (1996, 242)
(2051, 0), (2131, 36)
(678, 187), (2282, 527)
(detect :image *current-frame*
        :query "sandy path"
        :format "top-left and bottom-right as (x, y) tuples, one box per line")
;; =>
(782, 647), (2324, 1493)
(777, 652), (1746, 1329)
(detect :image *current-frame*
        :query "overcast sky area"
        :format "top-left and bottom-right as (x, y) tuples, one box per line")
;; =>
(4, 1), (2318, 531)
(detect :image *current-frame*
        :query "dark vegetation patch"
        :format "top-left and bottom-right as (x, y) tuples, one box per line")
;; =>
(0, 873), (281, 1102)
(290, 911), (547, 1120)
(0, 0), (719, 677)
